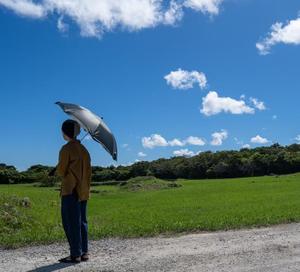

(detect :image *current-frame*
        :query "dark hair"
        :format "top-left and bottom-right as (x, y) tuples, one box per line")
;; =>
(62, 120), (80, 139)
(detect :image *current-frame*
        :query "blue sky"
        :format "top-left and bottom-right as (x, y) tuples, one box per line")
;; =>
(0, 0), (300, 170)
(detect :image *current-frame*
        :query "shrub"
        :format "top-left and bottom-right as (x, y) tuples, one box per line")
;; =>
(38, 175), (60, 187)
(0, 195), (34, 233)
(92, 169), (117, 181)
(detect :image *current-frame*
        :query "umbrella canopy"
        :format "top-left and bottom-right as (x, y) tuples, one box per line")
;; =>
(56, 102), (117, 161)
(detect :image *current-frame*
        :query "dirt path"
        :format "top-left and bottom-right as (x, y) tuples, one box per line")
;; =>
(2, 223), (300, 272)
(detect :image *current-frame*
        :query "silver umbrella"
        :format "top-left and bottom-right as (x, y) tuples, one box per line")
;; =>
(56, 102), (117, 161)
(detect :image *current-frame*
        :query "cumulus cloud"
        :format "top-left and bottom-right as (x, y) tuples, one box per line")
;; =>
(168, 136), (206, 147)
(168, 138), (185, 147)
(164, 68), (207, 90)
(242, 144), (251, 149)
(57, 16), (68, 33)
(0, 0), (45, 18)
(138, 151), (147, 157)
(0, 0), (224, 37)
(250, 135), (269, 144)
(173, 149), (196, 157)
(142, 134), (206, 148)
(163, 0), (183, 25)
(142, 134), (169, 149)
(185, 136), (205, 146)
(201, 91), (255, 116)
(257, 16), (300, 55)
(183, 0), (223, 15)
(210, 130), (228, 146)
(295, 135), (300, 143)
(250, 97), (266, 111)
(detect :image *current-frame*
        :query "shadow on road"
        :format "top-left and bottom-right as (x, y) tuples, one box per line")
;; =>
(27, 262), (75, 272)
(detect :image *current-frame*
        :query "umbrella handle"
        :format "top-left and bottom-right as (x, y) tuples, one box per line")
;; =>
(80, 132), (90, 141)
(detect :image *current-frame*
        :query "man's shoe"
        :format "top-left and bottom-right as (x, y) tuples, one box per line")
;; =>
(58, 256), (81, 263)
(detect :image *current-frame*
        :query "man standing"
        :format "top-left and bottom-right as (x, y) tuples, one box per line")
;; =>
(52, 119), (92, 263)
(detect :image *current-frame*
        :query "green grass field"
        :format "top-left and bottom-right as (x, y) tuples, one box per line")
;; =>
(1, 174), (300, 248)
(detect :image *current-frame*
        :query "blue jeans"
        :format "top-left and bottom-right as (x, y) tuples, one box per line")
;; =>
(61, 191), (88, 257)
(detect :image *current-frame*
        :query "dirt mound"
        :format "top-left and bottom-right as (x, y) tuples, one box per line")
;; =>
(120, 176), (181, 191)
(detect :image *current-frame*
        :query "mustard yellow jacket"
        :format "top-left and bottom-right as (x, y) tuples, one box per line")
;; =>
(56, 140), (92, 201)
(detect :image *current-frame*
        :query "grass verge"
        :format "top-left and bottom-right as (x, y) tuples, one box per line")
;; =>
(1, 174), (300, 248)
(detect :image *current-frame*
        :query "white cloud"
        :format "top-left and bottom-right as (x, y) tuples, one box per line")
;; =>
(295, 135), (300, 143)
(0, 0), (45, 18)
(250, 135), (269, 144)
(138, 151), (147, 157)
(168, 138), (185, 147)
(168, 136), (205, 146)
(120, 162), (133, 166)
(173, 149), (196, 157)
(122, 143), (129, 148)
(165, 68), (207, 90)
(48, 0), (165, 37)
(0, 0), (224, 37)
(142, 134), (168, 149)
(210, 130), (228, 146)
(201, 91), (255, 116)
(184, 136), (205, 146)
(57, 16), (68, 33)
(242, 144), (250, 149)
(250, 97), (266, 111)
(163, 0), (183, 25)
(142, 134), (206, 148)
(183, 0), (223, 15)
(257, 16), (300, 55)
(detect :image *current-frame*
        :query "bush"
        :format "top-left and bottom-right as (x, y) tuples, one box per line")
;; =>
(0, 195), (34, 233)
(92, 169), (117, 181)
(38, 175), (60, 187)
(0, 169), (22, 184)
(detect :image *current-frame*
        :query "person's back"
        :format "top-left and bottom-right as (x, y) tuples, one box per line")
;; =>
(58, 139), (92, 201)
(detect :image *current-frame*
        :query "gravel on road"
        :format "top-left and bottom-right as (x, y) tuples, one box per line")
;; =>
(2, 223), (300, 272)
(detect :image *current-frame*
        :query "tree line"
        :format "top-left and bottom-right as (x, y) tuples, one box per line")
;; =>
(2, 143), (300, 184)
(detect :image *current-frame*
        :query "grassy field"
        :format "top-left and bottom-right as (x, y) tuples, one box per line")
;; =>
(1, 174), (300, 248)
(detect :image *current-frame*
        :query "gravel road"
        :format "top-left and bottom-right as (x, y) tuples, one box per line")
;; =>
(2, 223), (300, 272)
